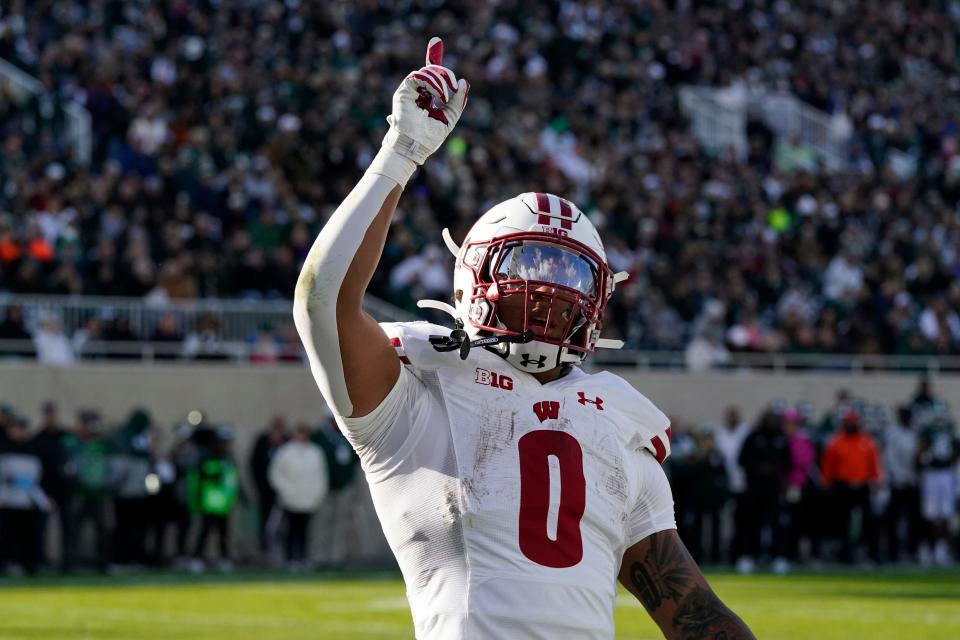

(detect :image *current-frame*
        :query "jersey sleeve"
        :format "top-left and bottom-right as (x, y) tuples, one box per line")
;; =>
(335, 366), (429, 477)
(625, 448), (677, 545)
(333, 321), (455, 478)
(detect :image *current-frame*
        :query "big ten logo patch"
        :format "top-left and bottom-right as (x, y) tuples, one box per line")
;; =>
(475, 368), (514, 390)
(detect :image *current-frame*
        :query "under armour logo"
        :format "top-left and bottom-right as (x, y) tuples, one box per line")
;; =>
(577, 392), (604, 410)
(520, 354), (547, 368)
(533, 400), (560, 423)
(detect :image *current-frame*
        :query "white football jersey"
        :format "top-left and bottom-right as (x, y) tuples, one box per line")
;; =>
(336, 322), (676, 639)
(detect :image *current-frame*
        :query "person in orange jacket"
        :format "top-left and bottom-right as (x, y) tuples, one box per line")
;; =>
(820, 410), (883, 563)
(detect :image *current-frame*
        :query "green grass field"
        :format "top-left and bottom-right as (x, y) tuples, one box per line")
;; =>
(1, 570), (957, 639)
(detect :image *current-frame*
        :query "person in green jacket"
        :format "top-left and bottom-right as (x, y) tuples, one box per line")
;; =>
(61, 410), (112, 571)
(188, 426), (239, 571)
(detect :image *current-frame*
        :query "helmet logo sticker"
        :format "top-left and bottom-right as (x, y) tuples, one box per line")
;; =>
(520, 354), (548, 368)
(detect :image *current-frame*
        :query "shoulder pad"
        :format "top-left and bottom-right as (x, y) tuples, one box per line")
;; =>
(588, 370), (672, 462)
(381, 321), (492, 371)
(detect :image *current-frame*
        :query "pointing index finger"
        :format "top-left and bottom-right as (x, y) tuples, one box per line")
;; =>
(426, 37), (444, 66)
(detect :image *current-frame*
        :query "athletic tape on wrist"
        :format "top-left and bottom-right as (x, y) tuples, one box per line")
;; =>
(367, 144), (418, 187)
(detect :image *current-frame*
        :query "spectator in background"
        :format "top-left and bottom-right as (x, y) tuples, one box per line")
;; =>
(276, 322), (306, 362)
(250, 414), (288, 555)
(312, 410), (360, 568)
(918, 297), (960, 351)
(249, 329), (281, 364)
(110, 409), (154, 566)
(684, 314), (731, 371)
(182, 314), (228, 361)
(189, 427), (240, 572)
(782, 407), (821, 565)
(815, 389), (855, 448)
(32, 400), (68, 571)
(32, 316), (75, 365)
(713, 406), (750, 564)
(269, 423), (328, 571)
(686, 428), (728, 564)
(821, 411), (883, 563)
(0, 305), (33, 358)
(61, 410), (112, 572)
(150, 312), (184, 360)
(912, 376), (937, 409)
(664, 420), (697, 559)
(103, 317), (140, 361)
(71, 316), (104, 360)
(142, 427), (178, 566)
(915, 415), (959, 567)
(0, 414), (48, 575)
(169, 421), (202, 567)
(388, 244), (452, 311)
(738, 409), (791, 573)
(883, 405), (919, 563)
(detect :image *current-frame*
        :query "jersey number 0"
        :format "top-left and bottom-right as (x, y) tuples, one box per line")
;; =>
(517, 430), (586, 568)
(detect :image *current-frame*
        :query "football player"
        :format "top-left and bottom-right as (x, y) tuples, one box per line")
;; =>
(294, 37), (755, 640)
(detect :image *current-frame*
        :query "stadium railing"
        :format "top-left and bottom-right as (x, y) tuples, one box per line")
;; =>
(0, 57), (92, 166)
(0, 292), (417, 345)
(678, 86), (748, 159)
(3, 336), (957, 371)
(3, 295), (956, 371)
(589, 349), (960, 374)
(680, 84), (853, 172)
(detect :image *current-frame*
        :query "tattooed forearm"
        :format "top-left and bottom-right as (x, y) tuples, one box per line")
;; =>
(620, 530), (756, 640)
(671, 585), (756, 640)
(628, 532), (694, 613)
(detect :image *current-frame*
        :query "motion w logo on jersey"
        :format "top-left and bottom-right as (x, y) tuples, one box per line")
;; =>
(533, 400), (560, 423)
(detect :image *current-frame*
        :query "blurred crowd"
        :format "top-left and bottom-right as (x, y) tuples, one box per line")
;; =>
(0, 1), (959, 358)
(668, 376), (960, 572)
(0, 402), (359, 575)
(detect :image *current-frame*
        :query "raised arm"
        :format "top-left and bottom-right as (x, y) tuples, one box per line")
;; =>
(293, 38), (469, 418)
(619, 529), (756, 640)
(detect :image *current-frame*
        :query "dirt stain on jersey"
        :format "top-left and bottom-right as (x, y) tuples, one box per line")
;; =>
(415, 565), (438, 590)
(445, 489), (461, 519)
(464, 409), (517, 501)
(603, 460), (628, 503)
(411, 530), (430, 542)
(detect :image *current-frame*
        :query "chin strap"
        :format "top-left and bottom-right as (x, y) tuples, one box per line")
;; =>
(428, 322), (534, 361)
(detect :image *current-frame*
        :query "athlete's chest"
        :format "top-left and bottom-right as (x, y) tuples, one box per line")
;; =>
(437, 364), (633, 550)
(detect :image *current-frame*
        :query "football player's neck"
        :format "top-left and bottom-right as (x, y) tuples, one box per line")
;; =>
(531, 365), (571, 385)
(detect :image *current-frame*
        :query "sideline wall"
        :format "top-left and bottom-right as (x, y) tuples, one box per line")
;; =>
(3, 363), (955, 433)
(2, 363), (956, 563)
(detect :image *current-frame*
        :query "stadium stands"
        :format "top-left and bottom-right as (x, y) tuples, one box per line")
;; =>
(0, 0), (958, 360)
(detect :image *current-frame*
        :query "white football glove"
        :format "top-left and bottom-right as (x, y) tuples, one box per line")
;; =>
(381, 37), (470, 166)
